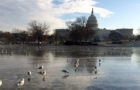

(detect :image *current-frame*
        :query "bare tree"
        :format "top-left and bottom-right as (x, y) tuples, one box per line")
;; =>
(12, 28), (29, 44)
(75, 16), (87, 27)
(66, 16), (87, 31)
(66, 16), (95, 43)
(28, 20), (49, 44)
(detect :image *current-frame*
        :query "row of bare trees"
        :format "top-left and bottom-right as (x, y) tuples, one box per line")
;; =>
(28, 20), (49, 44)
(0, 20), (50, 45)
(65, 16), (95, 43)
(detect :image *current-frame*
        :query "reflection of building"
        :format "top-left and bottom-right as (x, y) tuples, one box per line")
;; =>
(55, 8), (133, 43)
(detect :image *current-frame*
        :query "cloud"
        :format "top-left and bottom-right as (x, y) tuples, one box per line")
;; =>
(0, 0), (113, 31)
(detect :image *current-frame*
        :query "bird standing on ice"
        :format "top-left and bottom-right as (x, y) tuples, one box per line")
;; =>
(27, 71), (32, 76)
(42, 70), (46, 76)
(62, 70), (69, 74)
(17, 78), (25, 87)
(38, 66), (43, 69)
(0, 80), (2, 87)
(99, 59), (101, 62)
(94, 66), (97, 69)
(27, 71), (32, 82)
(99, 59), (101, 66)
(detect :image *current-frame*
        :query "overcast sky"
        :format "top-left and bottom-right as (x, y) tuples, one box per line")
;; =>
(0, 0), (140, 34)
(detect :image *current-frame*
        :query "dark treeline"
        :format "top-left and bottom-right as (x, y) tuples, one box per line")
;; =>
(67, 16), (95, 42)
(0, 20), (51, 45)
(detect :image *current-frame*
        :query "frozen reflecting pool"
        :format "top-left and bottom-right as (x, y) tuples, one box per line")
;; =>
(0, 45), (140, 90)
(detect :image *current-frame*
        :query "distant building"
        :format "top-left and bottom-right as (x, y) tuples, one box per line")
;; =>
(86, 8), (133, 42)
(95, 28), (133, 42)
(55, 29), (70, 40)
(54, 29), (70, 43)
(55, 8), (134, 43)
(86, 8), (98, 30)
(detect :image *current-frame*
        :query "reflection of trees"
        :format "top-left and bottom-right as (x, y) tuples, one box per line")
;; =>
(29, 47), (47, 57)
(53, 46), (132, 58)
(67, 58), (97, 74)
(0, 46), (50, 66)
(0, 46), (132, 57)
(103, 47), (132, 56)
(52, 46), (133, 74)
(0, 46), (133, 62)
(26, 47), (49, 66)
(53, 46), (99, 58)
(0, 46), (48, 56)
(52, 46), (100, 74)
(86, 59), (96, 73)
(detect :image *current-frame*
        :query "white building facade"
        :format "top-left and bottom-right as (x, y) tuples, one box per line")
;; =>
(86, 8), (133, 42)
(55, 8), (134, 43)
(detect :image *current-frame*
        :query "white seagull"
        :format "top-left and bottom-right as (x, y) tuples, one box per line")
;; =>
(75, 59), (79, 68)
(42, 70), (46, 76)
(17, 78), (25, 87)
(0, 80), (2, 87)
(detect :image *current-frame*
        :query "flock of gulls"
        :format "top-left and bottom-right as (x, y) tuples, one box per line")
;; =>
(0, 65), (46, 88)
(0, 59), (102, 88)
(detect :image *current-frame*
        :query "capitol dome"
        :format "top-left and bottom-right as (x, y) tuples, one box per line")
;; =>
(86, 8), (98, 30)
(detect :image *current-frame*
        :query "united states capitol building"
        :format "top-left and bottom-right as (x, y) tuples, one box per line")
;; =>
(55, 8), (133, 44)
